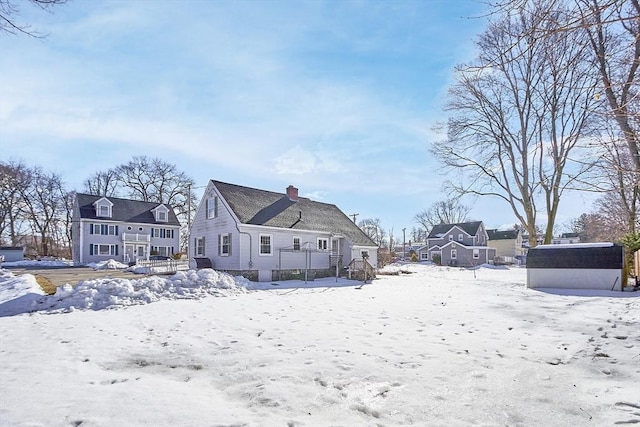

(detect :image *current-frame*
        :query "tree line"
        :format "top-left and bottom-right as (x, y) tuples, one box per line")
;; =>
(0, 156), (196, 258)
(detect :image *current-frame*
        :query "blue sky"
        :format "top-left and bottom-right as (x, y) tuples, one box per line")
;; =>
(0, 0), (594, 239)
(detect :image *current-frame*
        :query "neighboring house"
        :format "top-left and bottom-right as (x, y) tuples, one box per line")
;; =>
(189, 180), (378, 282)
(552, 232), (581, 245)
(72, 193), (181, 265)
(487, 228), (525, 259)
(418, 221), (496, 267)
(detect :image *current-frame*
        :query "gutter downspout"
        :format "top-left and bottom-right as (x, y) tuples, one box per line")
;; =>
(235, 222), (253, 269)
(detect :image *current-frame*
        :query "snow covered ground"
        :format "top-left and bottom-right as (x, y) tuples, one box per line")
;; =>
(0, 263), (638, 426)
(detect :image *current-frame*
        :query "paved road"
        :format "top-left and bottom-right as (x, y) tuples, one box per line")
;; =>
(3, 266), (141, 287)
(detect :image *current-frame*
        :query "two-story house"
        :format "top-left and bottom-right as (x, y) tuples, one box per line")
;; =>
(418, 221), (496, 267)
(189, 180), (378, 282)
(72, 193), (181, 265)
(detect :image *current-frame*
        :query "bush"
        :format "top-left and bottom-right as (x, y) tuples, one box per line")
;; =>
(410, 253), (418, 262)
(432, 253), (442, 265)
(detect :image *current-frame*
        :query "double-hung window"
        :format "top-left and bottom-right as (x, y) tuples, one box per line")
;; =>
(194, 237), (205, 256)
(293, 237), (300, 251)
(317, 238), (328, 251)
(259, 234), (272, 256)
(219, 233), (231, 256)
(207, 197), (218, 219)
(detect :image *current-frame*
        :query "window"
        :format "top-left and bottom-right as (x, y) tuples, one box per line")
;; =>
(317, 238), (328, 251)
(473, 249), (480, 259)
(91, 244), (118, 256)
(138, 227), (144, 231)
(151, 246), (173, 256)
(260, 234), (272, 255)
(90, 224), (118, 236)
(451, 249), (457, 259)
(361, 250), (369, 259)
(458, 233), (464, 241)
(152, 228), (174, 238)
(293, 237), (300, 251)
(99, 205), (110, 217)
(195, 237), (205, 256)
(219, 233), (231, 256)
(449, 235), (453, 241)
(127, 226), (132, 231)
(157, 211), (167, 222)
(421, 253), (429, 260)
(207, 197), (218, 219)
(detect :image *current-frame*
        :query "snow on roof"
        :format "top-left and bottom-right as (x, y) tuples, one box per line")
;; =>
(535, 242), (614, 249)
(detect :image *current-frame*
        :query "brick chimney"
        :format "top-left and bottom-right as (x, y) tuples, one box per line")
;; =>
(286, 185), (298, 201)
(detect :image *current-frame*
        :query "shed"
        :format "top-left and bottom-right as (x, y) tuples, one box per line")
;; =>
(526, 243), (625, 291)
(0, 247), (25, 263)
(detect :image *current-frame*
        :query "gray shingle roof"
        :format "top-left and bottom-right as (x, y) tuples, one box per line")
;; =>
(487, 229), (519, 240)
(75, 193), (181, 226)
(428, 221), (483, 238)
(212, 181), (376, 247)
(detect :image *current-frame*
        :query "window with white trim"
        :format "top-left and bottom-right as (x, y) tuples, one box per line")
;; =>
(98, 205), (111, 217)
(361, 250), (369, 259)
(151, 246), (173, 256)
(259, 234), (272, 255)
(449, 235), (453, 241)
(219, 233), (231, 256)
(157, 210), (167, 222)
(473, 248), (480, 259)
(293, 237), (300, 251)
(194, 237), (205, 256)
(421, 252), (429, 260)
(458, 233), (464, 241)
(451, 249), (457, 259)
(91, 244), (118, 256)
(207, 197), (218, 219)
(91, 224), (118, 236)
(317, 238), (328, 251)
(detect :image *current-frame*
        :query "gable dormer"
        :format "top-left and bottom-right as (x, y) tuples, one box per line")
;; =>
(152, 204), (170, 222)
(93, 197), (113, 218)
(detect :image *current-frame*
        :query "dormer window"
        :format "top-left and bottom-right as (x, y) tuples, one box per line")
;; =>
(152, 205), (169, 223)
(94, 197), (113, 218)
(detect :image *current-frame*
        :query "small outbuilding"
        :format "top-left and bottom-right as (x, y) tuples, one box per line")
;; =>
(526, 243), (625, 291)
(0, 247), (25, 263)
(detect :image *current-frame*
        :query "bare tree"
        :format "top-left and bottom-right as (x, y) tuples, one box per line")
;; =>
(18, 166), (66, 256)
(0, 160), (31, 246)
(432, 1), (600, 245)
(0, 0), (68, 37)
(414, 198), (471, 232)
(83, 169), (119, 197)
(358, 218), (386, 248)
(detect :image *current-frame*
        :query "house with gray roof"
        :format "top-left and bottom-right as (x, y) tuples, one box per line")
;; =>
(72, 193), (181, 265)
(189, 180), (378, 281)
(418, 221), (496, 267)
(487, 228), (525, 259)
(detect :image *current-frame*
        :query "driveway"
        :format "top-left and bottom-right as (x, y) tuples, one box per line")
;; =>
(3, 265), (142, 287)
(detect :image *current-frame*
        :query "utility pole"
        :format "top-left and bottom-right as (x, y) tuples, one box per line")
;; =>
(350, 213), (359, 223)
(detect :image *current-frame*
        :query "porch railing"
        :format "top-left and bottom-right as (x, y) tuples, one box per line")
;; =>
(122, 233), (151, 242)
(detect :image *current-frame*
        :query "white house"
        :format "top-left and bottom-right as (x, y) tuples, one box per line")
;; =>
(72, 193), (181, 265)
(189, 180), (378, 282)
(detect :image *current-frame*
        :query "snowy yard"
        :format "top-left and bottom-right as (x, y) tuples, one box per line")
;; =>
(0, 263), (638, 426)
